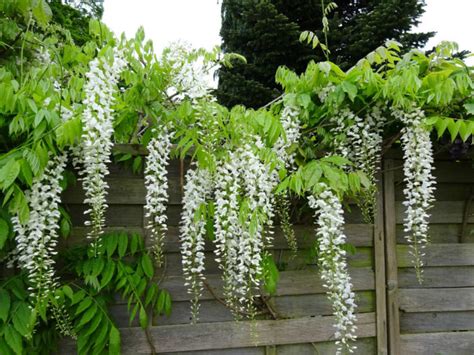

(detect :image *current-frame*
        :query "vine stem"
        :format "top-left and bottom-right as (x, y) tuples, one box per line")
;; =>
(202, 280), (267, 317)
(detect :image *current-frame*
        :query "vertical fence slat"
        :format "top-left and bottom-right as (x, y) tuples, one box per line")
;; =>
(383, 159), (401, 354)
(374, 174), (388, 354)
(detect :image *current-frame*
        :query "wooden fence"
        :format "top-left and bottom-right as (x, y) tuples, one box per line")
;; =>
(59, 149), (474, 354)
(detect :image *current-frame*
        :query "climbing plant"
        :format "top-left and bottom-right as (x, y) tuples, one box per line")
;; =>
(0, 1), (473, 355)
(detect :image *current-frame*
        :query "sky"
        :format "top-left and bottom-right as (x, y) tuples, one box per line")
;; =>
(102, 0), (474, 60)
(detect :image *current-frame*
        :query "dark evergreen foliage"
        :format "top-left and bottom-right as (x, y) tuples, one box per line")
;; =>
(217, 0), (434, 108)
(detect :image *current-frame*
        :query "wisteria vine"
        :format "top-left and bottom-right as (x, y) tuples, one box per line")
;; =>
(393, 107), (436, 283)
(144, 127), (173, 267)
(75, 49), (127, 252)
(308, 184), (357, 354)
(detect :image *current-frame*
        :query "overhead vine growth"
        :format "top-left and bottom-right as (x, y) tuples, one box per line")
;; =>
(0, 1), (473, 355)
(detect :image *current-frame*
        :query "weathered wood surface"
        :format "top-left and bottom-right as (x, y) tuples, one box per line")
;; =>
(384, 149), (474, 161)
(118, 312), (376, 353)
(374, 176), (388, 354)
(397, 244), (474, 267)
(161, 247), (374, 276)
(393, 160), (474, 183)
(400, 311), (474, 333)
(395, 201), (474, 224)
(399, 288), (474, 312)
(383, 159), (401, 355)
(396, 223), (474, 244)
(154, 268), (375, 302)
(62, 177), (183, 205)
(400, 331), (474, 355)
(64, 223), (374, 251)
(111, 292), (375, 327)
(276, 338), (376, 355)
(270, 292), (374, 318)
(395, 183), (474, 201)
(398, 266), (474, 288)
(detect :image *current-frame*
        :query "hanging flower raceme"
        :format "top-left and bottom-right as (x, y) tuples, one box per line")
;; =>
(214, 140), (275, 317)
(76, 50), (127, 252)
(273, 101), (301, 254)
(13, 153), (68, 306)
(273, 102), (301, 168)
(180, 166), (213, 323)
(393, 107), (436, 283)
(346, 106), (386, 222)
(308, 184), (358, 354)
(144, 127), (172, 267)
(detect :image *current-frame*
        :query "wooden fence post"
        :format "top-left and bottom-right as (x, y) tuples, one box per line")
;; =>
(383, 159), (401, 354)
(374, 173), (388, 354)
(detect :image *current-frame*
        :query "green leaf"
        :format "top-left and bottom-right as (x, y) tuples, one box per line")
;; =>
(117, 233), (128, 258)
(144, 284), (158, 306)
(100, 261), (115, 288)
(108, 327), (121, 355)
(434, 117), (449, 138)
(78, 303), (97, 328)
(0, 218), (9, 249)
(458, 120), (471, 142)
(0, 338), (15, 355)
(0, 289), (10, 322)
(62, 285), (73, 300)
(75, 298), (92, 316)
(341, 81), (357, 101)
(141, 254), (154, 279)
(12, 302), (31, 337)
(4, 327), (22, 355)
(106, 234), (118, 257)
(0, 160), (21, 190)
(60, 218), (71, 238)
(32, 0), (52, 26)
(447, 119), (461, 141)
(464, 102), (474, 115)
(130, 233), (139, 255)
(139, 306), (148, 329)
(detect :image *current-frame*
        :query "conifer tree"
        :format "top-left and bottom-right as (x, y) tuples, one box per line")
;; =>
(217, 0), (434, 108)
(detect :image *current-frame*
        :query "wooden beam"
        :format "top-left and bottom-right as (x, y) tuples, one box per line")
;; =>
(397, 244), (474, 267)
(383, 159), (401, 354)
(400, 331), (474, 354)
(119, 313), (376, 353)
(374, 174), (388, 354)
(399, 287), (474, 312)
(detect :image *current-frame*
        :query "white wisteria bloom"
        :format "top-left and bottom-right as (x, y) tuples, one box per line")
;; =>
(308, 184), (358, 354)
(76, 50), (126, 252)
(273, 101), (301, 254)
(163, 42), (213, 101)
(214, 140), (275, 316)
(346, 106), (386, 221)
(273, 102), (301, 168)
(13, 153), (68, 305)
(144, 127), (172, 267)
(393, 107), (436, 282)
(180, 166), (213, 322)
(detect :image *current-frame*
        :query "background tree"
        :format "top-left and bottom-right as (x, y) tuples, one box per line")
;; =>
(49, 0), (104, 45)
(217, 0), (434, 108)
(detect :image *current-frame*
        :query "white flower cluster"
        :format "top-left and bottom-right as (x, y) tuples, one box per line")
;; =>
(144, 127), (172, 267)
(346, 106), (386, 222)
(13, 153), (68, 305)
(328, 107), (356, 159)
(180, 166), (213, 322)
(77, 50), (126, 251)
(273, 102), (301, 168)
(163, 42), (212, 101)
(214, 140), (275, 316)
(308, 184), (358, 354)
(393, 107), (436, 283)
(273, 101), (301, 254)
